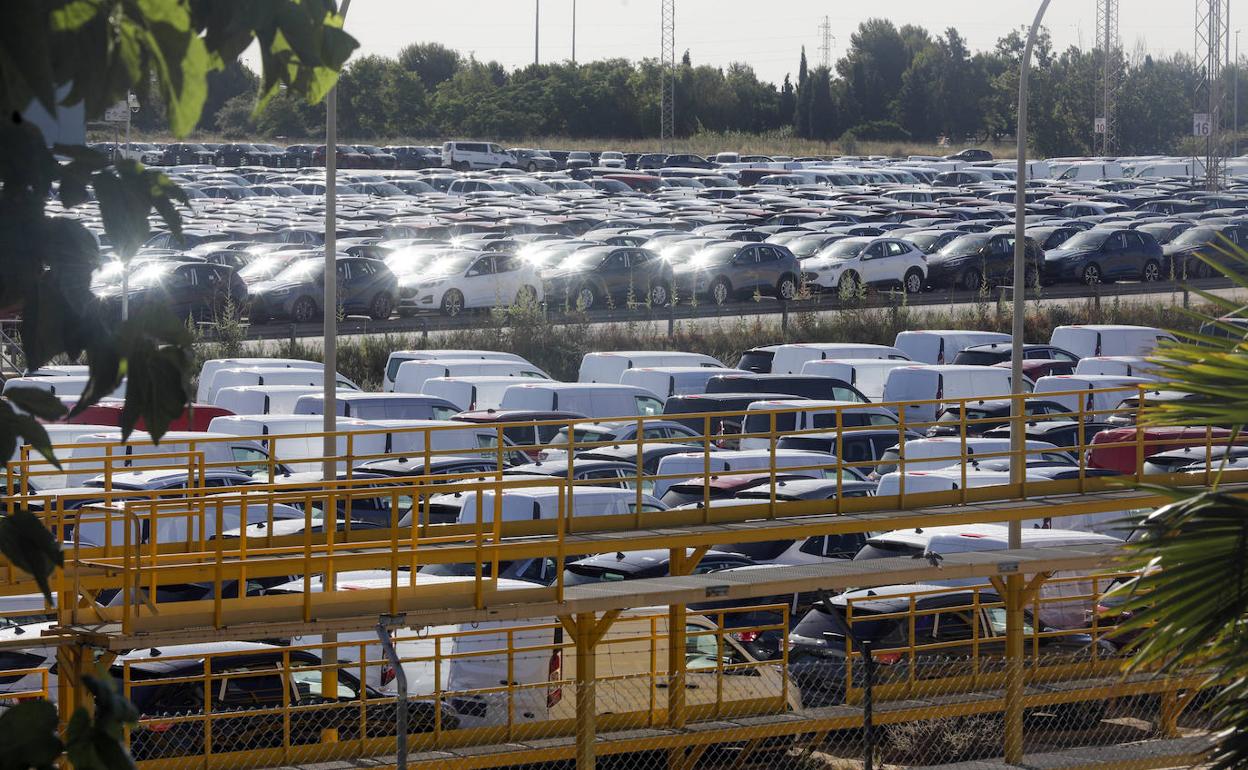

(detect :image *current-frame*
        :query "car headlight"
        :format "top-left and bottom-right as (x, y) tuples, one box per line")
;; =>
(268, 288), (291, 297)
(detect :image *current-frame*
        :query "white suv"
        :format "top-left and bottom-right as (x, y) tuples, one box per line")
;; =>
(801, 236), (928, 295)
(442, 141), (516, 170)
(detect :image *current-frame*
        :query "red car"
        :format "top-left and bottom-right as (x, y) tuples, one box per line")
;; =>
(1086, 426), (1237, 474)
(63, 403), (234, 432)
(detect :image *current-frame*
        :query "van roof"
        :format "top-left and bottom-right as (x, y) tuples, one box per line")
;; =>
(870, 523), (1119, 548)
(1056, 324), (1164, 332)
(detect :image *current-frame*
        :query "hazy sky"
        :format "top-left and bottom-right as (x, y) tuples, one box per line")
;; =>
(288, 0), (1204, 84)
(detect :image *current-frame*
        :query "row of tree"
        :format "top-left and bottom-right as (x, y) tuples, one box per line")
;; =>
(186, 23), (1228, 157)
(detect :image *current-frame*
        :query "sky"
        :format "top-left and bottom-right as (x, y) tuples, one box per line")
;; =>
(270, 0), (1206, 85)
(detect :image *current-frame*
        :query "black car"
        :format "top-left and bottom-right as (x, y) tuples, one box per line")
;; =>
(214, 143), (272, 167)
(926, 399), (1074, 437)
(944, 148), (994, 162)
(354, 144), (398, 169)
(925, 232), (1043, 290)
(123, 646), (451, 760)
(663, 391), (788, 436)
(388, 145), (441, 169)
(671, 242), (801, 305)
(160, 142), (215, 165)
(505, 459), (639, 488)
(981, 419), (1117, 449)
(1025, 225), (1079, 250)
(541, 245), (674, 310)
(1161, 223), (1248, 279)
(562, 548), (756, 586)
(247, 256), (397, 323)
(636, 153), (667, 170)
(787, 586), (1109, 708)
(952, 342), (1080, 366)
(776, 429), (922, 464)
(663, 153), (714, 169)
(284, 144), (317, 167)
(705, 374), (868, 403)
(1042, 227), (1164, 285)
(95, 261), (248, 321)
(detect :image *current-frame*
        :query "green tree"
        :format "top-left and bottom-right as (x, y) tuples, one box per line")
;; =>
(398, 42), (463, 91)
(201, 59), (260, 132)
(808, 66), (836, 141)
(837, 18), (912, 123)
(794, 47), (811, 137)
(215, 92), (257, 137)
(0, 2), (356, 762)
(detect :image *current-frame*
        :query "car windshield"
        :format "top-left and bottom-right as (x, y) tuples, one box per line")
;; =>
(555, 250), (607, 271)
(273, 259), (322, 282)
(788, 235), (835, 257)
(904, 232), (945, 252)
(937, 234), (990, 256)
(818, 240), (868, 260)
(1170, 227), (1217, 247)
(128, 263), (174, 288)
(239, 254), (293, 281)
(691, 244), (741, 265)
(551, 425), (612, 443)
(426, 254), (475, 277)
(1056, 230), (1110, 250)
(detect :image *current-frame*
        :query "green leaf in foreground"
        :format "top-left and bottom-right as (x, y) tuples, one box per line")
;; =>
(0, 510), (64, 603)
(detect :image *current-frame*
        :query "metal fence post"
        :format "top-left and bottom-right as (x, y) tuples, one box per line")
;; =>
(1004, 571), (1025, 763)
(574, 612), (597, 770)
(862, 640), (875, 770)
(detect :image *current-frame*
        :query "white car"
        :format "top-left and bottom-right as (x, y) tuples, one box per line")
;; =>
(441, 140), (515, 170)
(599, 151), (626, 168)
(407, 252), (543, 316)
(800, 236), (927, 295)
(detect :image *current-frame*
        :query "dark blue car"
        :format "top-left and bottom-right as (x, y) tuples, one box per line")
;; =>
(1042, 227), (1163, 285)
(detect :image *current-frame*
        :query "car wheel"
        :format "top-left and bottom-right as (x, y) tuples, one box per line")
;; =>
(291, 296), (318, 324)
(710, 278), (732, 305)
(648, 282), (669, 307)
(515, 285), (539, 305)
(440, 289), (465, 317)
(527, 162), (538, 172)
(369, 292), (393, 321)
(903, 268), (924, 294)
(575, 284), (598, 311)
(959, 267), (982, 292)
(838, 271), (861, 295)
(1081, 263), (1102, 285)
(776, 274), (798, 301)
(1141, 259), (1161, 283)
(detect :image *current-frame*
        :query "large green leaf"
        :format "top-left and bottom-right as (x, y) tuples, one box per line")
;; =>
(0, 699), (63, 770)
(0, 510), (64, 603)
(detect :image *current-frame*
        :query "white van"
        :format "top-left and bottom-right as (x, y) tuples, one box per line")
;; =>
(294, 392), (461, 420)
(768, 343), (909, 375)
(422, 376), (551, 412)
(207, 415), (378, 473)
(875, 469), (1050, 497)
(1125, 160), (1201, 178)
(198, 358), (321, 403)
(653, 448), (839, 499)
(854, 524), (1122, 628)
(400, 485), (667, 526)
(206, 367), (358, 404)
(1073, 356), (1161, 380)
(619, 366), (749, 401)
(213, 385), (325, 416)
(1049, 325), (1176, 359)
(500, 383), (664, 420)
(740, 399), (898, 451)
(393, 359), (550, 395)
(894, 330), (1011, 365)
(384, 604), (795, 727)
(872, 437), (1070, 477)
(1032, 374), (1153, 417)
(2, 375), (125, 400)
(880, 365), (1020, 423)
(61, 430), (276, 487)
(80, 495), (306, 547)
(578, 351), (725, 383)
(356, 419), (511, 461)
(383, 350), (531, 392)
(7, 423), (123, 490)
(1054, 161), (1124, 181)
(800, 359), (914, 401)
(442, 141), (516, 170)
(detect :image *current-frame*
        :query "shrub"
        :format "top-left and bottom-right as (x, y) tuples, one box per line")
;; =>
(841, 120), (911, 142)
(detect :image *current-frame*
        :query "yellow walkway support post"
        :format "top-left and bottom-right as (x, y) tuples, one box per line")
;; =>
(668, 548), (689, 732)
(1004, 571), (1025, 763)
(562, 610), (617, 770)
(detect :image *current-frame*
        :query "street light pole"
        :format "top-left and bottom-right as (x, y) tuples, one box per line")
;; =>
(1007, 2), (1050, 764)
(535, 0), (540, 65)
(572, 0), (576, 63)
(1236, 30), (1241, 157)
(323, 0), (352, 484)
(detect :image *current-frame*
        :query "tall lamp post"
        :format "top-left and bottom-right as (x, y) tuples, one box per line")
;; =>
(1236, 29), (1241, 157)
(1007, 1), (1051, 763)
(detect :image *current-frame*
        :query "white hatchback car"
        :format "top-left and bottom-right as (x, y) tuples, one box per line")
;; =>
(408, 252), (544, 316)
(801, 236), (927, 294)
(599, 151), (626, 168)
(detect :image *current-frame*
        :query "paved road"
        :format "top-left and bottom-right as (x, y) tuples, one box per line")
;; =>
(227, 277), (1247, 346)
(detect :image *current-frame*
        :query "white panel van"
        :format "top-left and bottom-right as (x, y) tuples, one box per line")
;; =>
(500, 383), (664, 420)
(799, 359), (914, 401)
(1049, 325), (1176, 359)
(206, 367), (358, 404)
(1032, 374), (1153, 417)
(894, 330), (1011, 365)
(207, 415), (378, 473)
(880, 365), (1020, 423)
(422, 376), (554, 412)
(383, 350), (531, 392)
(768, 343), (909, 375)
(618, 367), (750, 401)
(1073, 356), (1161, 380)
(198, 358), (321, 403)
(2, 375), (125, 400)
(392, 359), (550, 395)
(739, 399), (899, 450)
(578, 351), (725, 383)
(653, 448), (839, 499)
(213, 385), (325, 416)
(294, 392), (461, 420)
